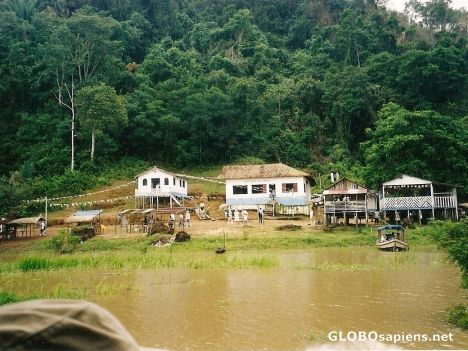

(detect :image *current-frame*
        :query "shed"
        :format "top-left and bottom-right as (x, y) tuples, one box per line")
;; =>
(65, 210), (102, 235)
(9, 216), (45, 237)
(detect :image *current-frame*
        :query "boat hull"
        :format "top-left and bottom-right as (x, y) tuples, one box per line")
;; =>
(376, 239), (409, 251)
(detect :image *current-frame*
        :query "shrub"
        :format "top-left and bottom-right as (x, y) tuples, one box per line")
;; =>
(49, 230), (81, 254)
(0, 292), (23, 306)
(426, 220), (468, 288)
(447, 304), (468, 329)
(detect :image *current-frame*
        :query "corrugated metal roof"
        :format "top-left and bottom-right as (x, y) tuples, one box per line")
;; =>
(135, 166), (186, 179)
(10, 217), (44, 224)
(74, 210), (103, 217)
(383, 175), (431, 186)
(64, 215), (98, 223)
(323, 189), (368, 195)
(218, 163), (309, 179)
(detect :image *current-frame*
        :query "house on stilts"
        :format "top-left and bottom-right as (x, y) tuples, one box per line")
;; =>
(379, 175), (459, 223)
(218, 163), (313, 215)
(322, 176), (378, 225)
(134, 167), (187, 209)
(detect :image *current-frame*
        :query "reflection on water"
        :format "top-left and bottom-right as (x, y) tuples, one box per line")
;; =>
(2, 247), (467, 350)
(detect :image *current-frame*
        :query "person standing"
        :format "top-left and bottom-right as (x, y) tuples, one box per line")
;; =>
(258, 207), (264, 224)
(40, 220), (47, 236)
(185, 209), (191, 227)
(309, 209), (314, 225)
(178, 213), (184, 228)
(234, 209), (240, 224)
(242, 209), (248, 225)
(224, 209), (228, 223)
(228, 208), (233, 224)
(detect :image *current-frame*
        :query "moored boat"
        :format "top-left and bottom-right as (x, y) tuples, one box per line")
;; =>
(376, 225), (408, 251)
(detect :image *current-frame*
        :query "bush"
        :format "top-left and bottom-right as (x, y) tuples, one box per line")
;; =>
(426, 220), (468, 288)
(0, 292), (23, 306)
(447, 304), (468, 329)
(71, 225), (95, 241)
(49, 230), (81, 254)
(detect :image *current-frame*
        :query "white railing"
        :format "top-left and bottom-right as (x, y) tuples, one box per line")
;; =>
(380, 195), (456, 210)
(324, 201), (367, 213)
(434, 196), (456, 208)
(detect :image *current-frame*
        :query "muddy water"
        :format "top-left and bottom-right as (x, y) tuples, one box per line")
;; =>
(3, 247), (468, 350)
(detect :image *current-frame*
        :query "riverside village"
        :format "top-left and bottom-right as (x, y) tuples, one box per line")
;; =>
(0, 0), (467, 349)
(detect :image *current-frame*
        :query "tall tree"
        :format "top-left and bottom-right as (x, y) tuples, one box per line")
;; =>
(76, 83), (127, 162)
(39, 8), (123, 170)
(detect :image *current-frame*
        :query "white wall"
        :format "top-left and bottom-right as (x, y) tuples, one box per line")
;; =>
(226, 176), (310, 199)
(136, 169), (187, 197)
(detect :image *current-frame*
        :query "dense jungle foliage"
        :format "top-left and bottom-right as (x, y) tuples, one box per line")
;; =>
(0, 0), (467, 213)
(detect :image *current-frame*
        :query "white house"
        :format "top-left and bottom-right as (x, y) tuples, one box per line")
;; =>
(218, 163), (313, 214)
(380, 174), (459, 222)
(135, 167), (187, 209)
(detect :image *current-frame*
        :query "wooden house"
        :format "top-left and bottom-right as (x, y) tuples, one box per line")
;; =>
(135, 167), (187, 209)
(322, 178), (377, 225)
(380, 175), (459, 222)
(218, 163), (313, 214)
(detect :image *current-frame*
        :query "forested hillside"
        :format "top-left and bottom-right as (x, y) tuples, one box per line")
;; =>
(0, 0), (467, 213)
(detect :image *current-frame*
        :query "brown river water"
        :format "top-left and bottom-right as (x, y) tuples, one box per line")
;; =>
(2, 247), (467, 350)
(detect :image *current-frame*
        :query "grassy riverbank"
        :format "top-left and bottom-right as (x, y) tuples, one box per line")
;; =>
(0, 226), (434, 273)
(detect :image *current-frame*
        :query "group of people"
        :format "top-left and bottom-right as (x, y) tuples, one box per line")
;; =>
(224, 207), (264, 225)
(169, 210), (191, 229)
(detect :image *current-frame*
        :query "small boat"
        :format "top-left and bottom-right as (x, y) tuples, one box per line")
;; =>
(376, 225), (408, 251)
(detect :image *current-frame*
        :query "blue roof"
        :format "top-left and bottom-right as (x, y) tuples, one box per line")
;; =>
(276, 196), (309, 206)
(226, 195), (309, 206)
(226, 197), (272, 206)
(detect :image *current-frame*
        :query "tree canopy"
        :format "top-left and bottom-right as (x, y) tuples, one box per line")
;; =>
(0, 0), (466, 208)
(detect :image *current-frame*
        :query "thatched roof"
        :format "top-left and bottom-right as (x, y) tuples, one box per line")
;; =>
(10, 217), (44, 225)
(218, 163), (309, 180)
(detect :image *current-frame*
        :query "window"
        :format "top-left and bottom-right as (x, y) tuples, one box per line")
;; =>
(142, 179), (148, 186)
(282, 183), (298, 193)
(269, 184), (276, 198)
(233, 185), (248, 195)
(252, 184), (266, 194)
(164, 178), (169, 185)
(304, 183), (306, 192)
(173, 178), (176, 185)
(183, 180), (186, 188)
(180, 180), (182, 187)
(151, 178), (160, 188)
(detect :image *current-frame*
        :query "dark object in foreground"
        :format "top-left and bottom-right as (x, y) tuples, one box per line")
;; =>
(174, 231), (190, 242)
(0, 299), (141, 351)
(275, 224), (302, 231)
(215, 247), (226, 254)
